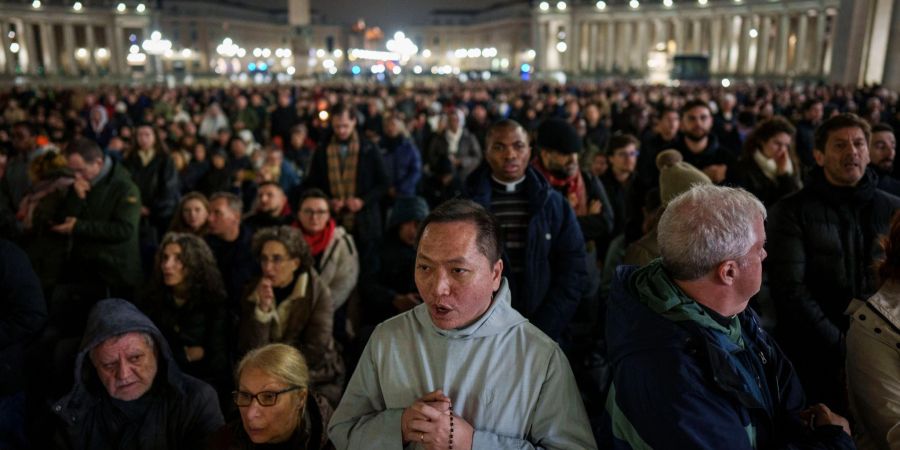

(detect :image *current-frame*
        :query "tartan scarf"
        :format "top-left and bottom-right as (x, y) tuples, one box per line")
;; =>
(326, 131), (360, 229)
(531, 158), (588, 216)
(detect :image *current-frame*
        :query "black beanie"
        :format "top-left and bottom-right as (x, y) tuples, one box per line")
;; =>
(537, 118), (582, 155)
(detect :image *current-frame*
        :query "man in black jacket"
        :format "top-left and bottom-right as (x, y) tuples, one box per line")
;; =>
(50, 298), (223, 449)
(767, 113), (900, 413)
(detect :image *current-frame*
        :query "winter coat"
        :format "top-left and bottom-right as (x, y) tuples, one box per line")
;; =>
(767, 167), (900, 403)
(209, 391), (334, 450)
(123, 151), (181, 240)
(304, 138), (389, 244)
(239, 269), (344, 403)
(465, 164), (587, 340)
(51, 298), (224, 450)
(329, 278), (597, 450)
(313, 225), (359, 311)
(425, 129), (482, 180)
(601, 262), (856, 450)
(58, 158), (142, 289)
(0, 239), (46, 395)
(846, 281), (900, 450)
(380, 136), (422, 196)
(361, 232), (417, 326)
(733, 155), (802, 207)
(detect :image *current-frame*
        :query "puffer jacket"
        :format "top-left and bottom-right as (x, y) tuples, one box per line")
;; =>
(465, 164), (587, 340)
(846, 281), (900, 450)
(313, 226), (359, 311)
(600, 262), (855, 450)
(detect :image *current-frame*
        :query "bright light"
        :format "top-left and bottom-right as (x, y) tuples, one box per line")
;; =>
(749, 28), (759, 38)
(9, 43), (20, 53)
(557, 1), (566, 10)
(126, 53), (146, 64)
(454, 48), (467, 58)
(629, 0), (639, 8)
(253, 48), (262, 57)
(348, 49), (400, 61)
(413, 65), (422, 74)
(32, 0), (41, 8)
(386, 34), (419, 60)
(259, 62), (268, 71)
(721, 78), (731, 88)
(431, 66), (439, 74)
(663, 0), (673, 7)
(7, 31), (13, 39)
(75, 48), (88, 59)
(286, 66), (296, 75)
(164, 49), (174, 58)
(95, 48), (109, 58)
(467, 48), (481, 58)
(275, 48), (284, 58)
(392, 65), (402, 75)
(394, 31), (405, 41)
(223, 38), (233, 46)
(371, 64), (385, 74)
(698, 0), (708, 5)
(351, 65), (361, 75)
(422, 49), (431, 58)
(323, 59), (335, 69)
(262, 48), (271, 58)
(281, 58), (292, 67)
(73, 1), (83, 11)
(521, 63), (532, 72)
(539, 1), (550, 11)
(142, 32), (172, 55)
(237, 48), (246, 57)
(525, 49), (536, 60)
(316, 49), (326, 58)
(181, 48), (192, 58)
(332, 49), (341, 58)
(556, 42), (568, 53)
(136, 3), (145, 12)
(151, 31), (161, 40)
(483, 48), (498, 58)
(328, 67), (338, 75)
(318, 110), (329, 121)
(596, 1), (606, 9)
(129, 44), (140, 54)
(248, 62), (257, 71)
(116, 2), (126, 12)
(283, 48), (292, 57)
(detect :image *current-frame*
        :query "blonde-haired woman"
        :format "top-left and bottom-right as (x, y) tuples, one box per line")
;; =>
(209, 344), (334, 449)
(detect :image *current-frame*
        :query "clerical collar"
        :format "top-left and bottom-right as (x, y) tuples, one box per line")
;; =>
(491, 175), (526, 193)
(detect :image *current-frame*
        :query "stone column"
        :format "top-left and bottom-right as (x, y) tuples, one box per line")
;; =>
(755, 15), (770, 75)
(813, 11), (826, 75)
(62, 23), (76, 75)
(605, 20), (615, 73)
(673, 18), (685, 54)
(775, 14), (790, 75)
(587, 21), (597, 73)
(795, 13), (808, 74)
(737, 15), (752, 76)
(39, 22), (57, 75)
(619, 21), (632, 72)
(691, 18), (702, 54)
(84, 24), (97, 75)
(634, 20), (648, 74)
(710, 16), (722, 73)
(569, 17), (580, 74)
(10, 18), (31, 74)
(0, 21), (11, 74)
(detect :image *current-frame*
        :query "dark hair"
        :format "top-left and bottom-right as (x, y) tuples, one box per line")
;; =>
(257, 181), (283, 192)
(878, 210), (900, 285)
(297, 188), (330, 209)
(251, 226), (314, 270)
(64, 136), (104, 163)
(150, 232), (227, 305)
(485, 119), (526, 149)
(605, 133), (640, 156)
(11, 121), (36, 136)
(814, 113), (871, 153)
(416, 199), (502, 264)
(742, 117), (796, 159)
(658, 107), (678, 118)
(329, 102), (355, 121)
(169, 192), (210, 234)
(680, 99), (711, 117)
(872, 123), (895, 135)
(210, 192), (243, 215)
(801, 99), (823, 113)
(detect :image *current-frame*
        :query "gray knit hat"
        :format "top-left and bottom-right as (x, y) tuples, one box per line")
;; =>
(656, 149), (711, 205)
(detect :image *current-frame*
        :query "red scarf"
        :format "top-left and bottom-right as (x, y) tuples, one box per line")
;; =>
(531, 158), (588, 216)
(303, 218), (336, 257)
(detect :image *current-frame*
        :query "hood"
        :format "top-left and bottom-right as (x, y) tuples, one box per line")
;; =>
(607, 261), (744, 362)
(62, 299), (184, 408)
(412, 278), (527, 340)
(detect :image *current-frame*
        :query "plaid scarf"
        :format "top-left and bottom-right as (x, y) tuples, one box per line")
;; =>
(326, 131), (360, 229)
(531, 158), (588, 216)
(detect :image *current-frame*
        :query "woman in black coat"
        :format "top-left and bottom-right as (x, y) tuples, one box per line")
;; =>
(734, 117), (802, 207)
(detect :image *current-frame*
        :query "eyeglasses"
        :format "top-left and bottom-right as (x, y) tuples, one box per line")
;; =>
(300, 208), (330, 217)
(232, 386), (303, 407)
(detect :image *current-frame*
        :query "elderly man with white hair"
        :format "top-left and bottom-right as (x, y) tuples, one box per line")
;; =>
(600, 184), (854, 450)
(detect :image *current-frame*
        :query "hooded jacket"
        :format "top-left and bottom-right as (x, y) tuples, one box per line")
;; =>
(328, 278), (597, 450)
(465, 164), (587, 340)
(601, 262), (855, 450)
(51, 298), (224, 450)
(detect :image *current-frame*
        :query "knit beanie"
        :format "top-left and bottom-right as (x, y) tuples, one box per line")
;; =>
(657, 149), (711, 205)
(537, 118), (581, 154)
(387, 195), (430, 230)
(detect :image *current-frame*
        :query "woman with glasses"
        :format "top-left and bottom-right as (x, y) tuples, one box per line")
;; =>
(239, 226), (344, 406)
(210, 343), (334, 449)
(295, 189), (359, 338)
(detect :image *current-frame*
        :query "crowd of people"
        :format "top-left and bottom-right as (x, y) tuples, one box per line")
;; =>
(0, 78), (898, 449)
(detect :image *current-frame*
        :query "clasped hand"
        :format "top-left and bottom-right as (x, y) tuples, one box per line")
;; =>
(401, 389), (473, 450)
